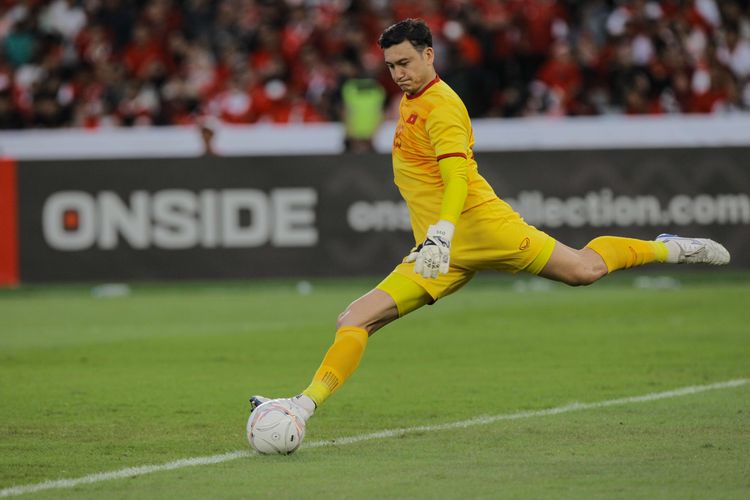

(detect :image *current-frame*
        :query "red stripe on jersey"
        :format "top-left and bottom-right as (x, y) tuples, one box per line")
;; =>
(436, 152), (467, 160)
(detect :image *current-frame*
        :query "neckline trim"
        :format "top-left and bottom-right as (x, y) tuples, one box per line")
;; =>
(406, 75), (440, 100)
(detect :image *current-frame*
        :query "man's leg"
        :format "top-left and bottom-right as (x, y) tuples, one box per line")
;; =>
(250, 260), (475, 421)
(539, 235), (729, 286)
(541, 236), (668, 285)
(301, 287), (410, 407)
(538, 240), (610, 286)
(251, 273), (433, 419)
(301, 265), (471, 409)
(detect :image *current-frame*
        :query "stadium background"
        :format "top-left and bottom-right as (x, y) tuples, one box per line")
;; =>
(0, 2), (749, 498)
(0, 0), (749, 285)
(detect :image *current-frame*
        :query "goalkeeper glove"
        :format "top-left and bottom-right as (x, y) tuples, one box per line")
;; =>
(405, 220), (454, 279)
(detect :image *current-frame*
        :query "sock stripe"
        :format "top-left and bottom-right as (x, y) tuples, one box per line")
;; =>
(303, 326), (368, 408)
(320, 371), (340, 392)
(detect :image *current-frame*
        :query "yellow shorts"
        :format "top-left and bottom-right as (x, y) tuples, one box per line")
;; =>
(377, 198), (555, 316)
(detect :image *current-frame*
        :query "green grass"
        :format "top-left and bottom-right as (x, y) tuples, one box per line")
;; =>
(1, 271), (748, 498)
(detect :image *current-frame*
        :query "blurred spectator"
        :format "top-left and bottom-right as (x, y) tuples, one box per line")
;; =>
(123, 23), (168, 80)
(39, 0), (86, 41)
(342, 76), (385, 152)
(0, 0), (746, 131)
(4, 15), (37, 67)
(534, 40), (583, 115)
(719, 24), (750, 80)
(0, 89), (23, 128)
(198, 116), (216, 155)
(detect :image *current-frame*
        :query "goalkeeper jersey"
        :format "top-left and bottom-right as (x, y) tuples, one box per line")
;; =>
(391, 76), (498, 242)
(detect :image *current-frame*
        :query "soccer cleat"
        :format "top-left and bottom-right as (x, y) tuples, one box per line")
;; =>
(249, 394), (315, 422)
(249, 395), (270, 412)
(656, 234), (731, 265)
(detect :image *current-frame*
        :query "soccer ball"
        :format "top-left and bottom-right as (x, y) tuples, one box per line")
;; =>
(246, 400), (305, 455)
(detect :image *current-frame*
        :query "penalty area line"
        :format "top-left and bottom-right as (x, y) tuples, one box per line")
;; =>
(1, 378), (747, 497)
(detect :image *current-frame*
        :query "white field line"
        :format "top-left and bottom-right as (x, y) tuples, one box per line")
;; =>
(1, 378), (746, 498)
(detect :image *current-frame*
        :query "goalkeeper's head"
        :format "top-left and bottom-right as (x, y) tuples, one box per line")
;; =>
(379, 19), (436, 96)
(378, 18), (433, 52)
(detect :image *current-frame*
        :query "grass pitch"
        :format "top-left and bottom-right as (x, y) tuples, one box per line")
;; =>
(1, 271), (748, 498)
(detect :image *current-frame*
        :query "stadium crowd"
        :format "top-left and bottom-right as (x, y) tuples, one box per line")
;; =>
(0, 0), (749, 129)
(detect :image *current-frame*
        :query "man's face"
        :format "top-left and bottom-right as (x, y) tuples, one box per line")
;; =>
(383, 40), (435, 95)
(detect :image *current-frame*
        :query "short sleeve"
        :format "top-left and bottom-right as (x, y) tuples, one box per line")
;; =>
(425, 103), (469, 160)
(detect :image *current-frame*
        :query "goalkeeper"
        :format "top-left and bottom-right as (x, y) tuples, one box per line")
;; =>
(251, 19), (730, 422)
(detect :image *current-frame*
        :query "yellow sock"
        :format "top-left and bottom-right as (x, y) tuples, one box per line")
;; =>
(586, 236), (668, 273)
(302, 326), (368, 407)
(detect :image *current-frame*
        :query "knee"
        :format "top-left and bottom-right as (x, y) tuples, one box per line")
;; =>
(565, 261), (608, 286)
(333, 289), (399, 335)
(335, 309), (349, 330)
(563, 267), (605, 286)
(336, 307), (370, 333)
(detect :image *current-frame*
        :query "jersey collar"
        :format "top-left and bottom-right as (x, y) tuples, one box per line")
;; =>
(406, 75), (440, 100)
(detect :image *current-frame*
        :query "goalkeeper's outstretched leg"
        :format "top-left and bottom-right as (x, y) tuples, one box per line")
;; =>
(539, 234), (730, 286)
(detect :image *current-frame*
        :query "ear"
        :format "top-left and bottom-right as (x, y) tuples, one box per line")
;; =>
(423, 46), (435, 65)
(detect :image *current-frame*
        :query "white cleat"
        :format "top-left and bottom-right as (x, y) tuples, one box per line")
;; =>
(249, 394), (315, 423)
(656, 234), (731, 265)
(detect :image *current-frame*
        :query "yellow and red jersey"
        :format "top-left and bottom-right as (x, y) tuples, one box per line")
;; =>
(391, 76), (498, 242)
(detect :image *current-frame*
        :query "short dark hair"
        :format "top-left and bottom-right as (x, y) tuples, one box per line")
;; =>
(378, 18), (432, 51)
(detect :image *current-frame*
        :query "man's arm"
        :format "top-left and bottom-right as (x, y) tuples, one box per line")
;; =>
(437, 154), (468, 225)
(407, 105), (470, 279)
(407, 155), (469, 278)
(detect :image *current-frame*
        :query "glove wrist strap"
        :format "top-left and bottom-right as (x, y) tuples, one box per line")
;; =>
(432, 220), (455, 242)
